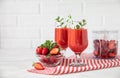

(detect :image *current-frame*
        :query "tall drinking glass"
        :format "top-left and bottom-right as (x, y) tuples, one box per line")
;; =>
(55, 27), (68, 57)
(68, 28), (88, 66)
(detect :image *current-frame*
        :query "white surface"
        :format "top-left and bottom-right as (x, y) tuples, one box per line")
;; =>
(0, 49), (120, 78)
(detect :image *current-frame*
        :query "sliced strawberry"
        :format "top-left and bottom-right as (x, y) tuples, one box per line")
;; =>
(33, 62), (44, 70)
(50, 48), (60, 55)
(42, 48), (49, 55)
(36, 47), (43, 54)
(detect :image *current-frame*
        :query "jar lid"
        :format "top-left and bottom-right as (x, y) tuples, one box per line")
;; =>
(92, 30), (118, 34)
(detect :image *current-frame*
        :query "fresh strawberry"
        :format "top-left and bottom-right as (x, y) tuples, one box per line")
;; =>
(49, 56), (57, 63)
(108, 40), (116, 49)
(93, 39), (100, 46)
(57, 52), (61, 55)
(40, 56), (48, 63)
(42, 48), (49, 55)
(33, 62), (44, 70)
(108, 53), (116, 58)
(100, 40), (107, 47)
(50, 48), (60, 55)
(93, 50), (99, 56)
(54, 45), (59, 48)
(101, 53), (108, 58)
(36, 47), (43, 54)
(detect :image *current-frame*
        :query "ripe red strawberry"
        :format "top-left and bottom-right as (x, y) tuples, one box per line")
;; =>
(57, 52), (61, 55)
(93, 39), (100, 46)
(33, 62), (44, 70)
(108, 53), (116, 58)
(42, 48), (49, 55)
(50, 48), (60, 55)
(101, 53), (108, 58)
(49, 56), (57, 63)
(100, 40), (106, 47)
(108, 40), (116, 49)
(36, 47), (43, 54)
(54, 45), (59, 48)
(93, 50), (99, 56)
(40, 56), (48, 63)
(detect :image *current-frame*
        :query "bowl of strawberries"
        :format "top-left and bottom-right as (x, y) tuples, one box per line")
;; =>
(36, 40), (63, 67)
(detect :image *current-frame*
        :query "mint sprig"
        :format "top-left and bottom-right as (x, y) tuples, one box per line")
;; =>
(55, 15), (87, 29)
(55, 16), (64, 27)
(65, 15), (73, 27)
(74, 19), (87, 29)
(55, 15), (73, 28)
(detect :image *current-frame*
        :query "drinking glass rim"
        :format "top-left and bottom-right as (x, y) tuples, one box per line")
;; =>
(92, 30), (118, 34)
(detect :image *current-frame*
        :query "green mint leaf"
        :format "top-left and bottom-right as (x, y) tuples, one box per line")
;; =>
(66, 19), (69, 22)
(68, 15), (72, 19)
(74, 19), (87, 29)
(50, 42), (56, 50)
(82, 22), (86, 26)
(79, 22), (82, 26)
(81, 19), (87, 27)
(55, 16), (60, 22)
(60, 18), (64, 22)
(76, 25), (80, 29)
(42, 40), (51, 49)
(82, 19), (86, 23)
(60, 22), (64, 26)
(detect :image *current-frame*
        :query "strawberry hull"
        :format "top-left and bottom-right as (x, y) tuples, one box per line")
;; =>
(93, 39), (118, 59)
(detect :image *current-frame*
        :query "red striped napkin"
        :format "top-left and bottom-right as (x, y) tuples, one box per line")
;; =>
(28, 53), (120, 75)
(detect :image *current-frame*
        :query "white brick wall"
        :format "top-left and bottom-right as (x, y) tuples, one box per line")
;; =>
(0, 15), (16, 26)
(0, 1), (39, 15)
(0, 0), (120, 53)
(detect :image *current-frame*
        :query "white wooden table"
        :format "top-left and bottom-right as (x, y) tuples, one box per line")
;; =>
(0, 49), (120, 78)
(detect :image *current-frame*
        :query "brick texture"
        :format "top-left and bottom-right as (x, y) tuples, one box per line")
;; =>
(0, 0), (120, 52)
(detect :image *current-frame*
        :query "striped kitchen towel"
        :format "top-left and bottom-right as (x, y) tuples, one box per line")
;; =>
(27, 53), (120, 75)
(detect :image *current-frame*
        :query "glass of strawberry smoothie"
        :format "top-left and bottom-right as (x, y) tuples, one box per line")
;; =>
(55, 27), (68, 57)
(68, 28), (88, 66)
